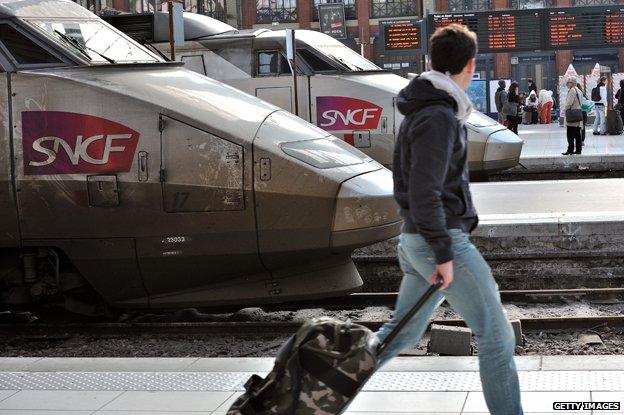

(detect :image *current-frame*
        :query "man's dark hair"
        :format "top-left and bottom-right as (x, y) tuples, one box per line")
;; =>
(498, 80), (506, 88)
(429, 24), (478, 75)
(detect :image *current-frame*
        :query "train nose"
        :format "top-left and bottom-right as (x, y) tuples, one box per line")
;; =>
(331, 168), (402, 250)
(483, 128), (524, 173)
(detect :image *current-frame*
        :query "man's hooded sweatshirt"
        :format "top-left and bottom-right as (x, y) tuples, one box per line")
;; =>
(393, 72), (479, 264)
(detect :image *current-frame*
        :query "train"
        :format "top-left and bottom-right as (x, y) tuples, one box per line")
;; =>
(0, 0), (401, 314)
(105, 11), (524, 176)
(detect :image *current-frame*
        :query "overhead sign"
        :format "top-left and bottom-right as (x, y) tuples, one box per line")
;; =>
(380, 19), (425, 54)
(318, 3), (347, 39)
(22, 111), (140, 175)
(546, 6), (624, 50)
(430, 10), (541, 53)
(429, 5), (624, 53)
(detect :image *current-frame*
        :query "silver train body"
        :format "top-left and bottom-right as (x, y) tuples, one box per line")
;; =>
(0, 0), (401, 313)
(106, 12), (524, 174)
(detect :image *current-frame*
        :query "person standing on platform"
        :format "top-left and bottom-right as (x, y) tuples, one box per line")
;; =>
(506, 82), (521, 134)
(538, 89), (553, 124)
(615, 79), (624, 124)
(494, 80), (508, 124)
(592, 76), (607, 135)
(525, 90), (539, 124)
(376, 23), (524, 415)
(563, 77), (583, 155)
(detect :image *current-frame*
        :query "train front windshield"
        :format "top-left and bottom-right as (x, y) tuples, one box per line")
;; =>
(29, 20), (162, 64)
(297, 31), (380, 72)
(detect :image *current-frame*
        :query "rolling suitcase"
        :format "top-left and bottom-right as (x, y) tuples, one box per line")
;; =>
(606, 109), (623, 135)
(227, 280), (443, 415)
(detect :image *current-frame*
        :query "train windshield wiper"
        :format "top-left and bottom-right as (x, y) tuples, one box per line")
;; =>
(53, 30), (116, 64)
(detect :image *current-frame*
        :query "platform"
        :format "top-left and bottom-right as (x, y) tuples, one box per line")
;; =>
(0, 356), (620, 413)
(512, 123), (624, 174)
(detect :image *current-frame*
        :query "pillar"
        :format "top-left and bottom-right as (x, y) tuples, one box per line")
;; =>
(554, 0), (572, 78)
(241, 0), (255, 28)
(492, 0), (511, 79)
(298, 0), (312, 29)
(356, 0), (373, 60)
(434, 0), (448, 11)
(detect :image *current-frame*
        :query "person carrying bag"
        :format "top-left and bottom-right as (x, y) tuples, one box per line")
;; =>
(563, 77), (583, 155)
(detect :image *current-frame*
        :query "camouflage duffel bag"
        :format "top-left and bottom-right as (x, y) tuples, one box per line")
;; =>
(227, 316), (379, 415)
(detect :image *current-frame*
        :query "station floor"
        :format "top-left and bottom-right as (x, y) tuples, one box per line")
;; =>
(0, 356), (621, 414)
(518, 123), (624, 158)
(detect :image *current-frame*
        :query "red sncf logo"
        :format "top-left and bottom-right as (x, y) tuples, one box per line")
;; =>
(316, 97), (382, 131)
(22, 111), (140, 175)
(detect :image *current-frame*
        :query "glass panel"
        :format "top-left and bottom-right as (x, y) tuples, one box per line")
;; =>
(258, 51), (279, 74)
(298, 48), (337, 72)
(256, 0), (298, 23)
(0, 24), (61, 65)
(32, 19), (159, 63)
(371, 0), (416, 18)
(447, 0), (491, 12)
(281, 137), (367, 169)
(509, 0), (552, 9)
(297, 30), (380, 71)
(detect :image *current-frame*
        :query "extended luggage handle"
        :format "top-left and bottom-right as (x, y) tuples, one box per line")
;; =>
(377, 279), (443, 357)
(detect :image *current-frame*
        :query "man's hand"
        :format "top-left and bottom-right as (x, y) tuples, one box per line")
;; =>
(428, 261), (454, 290)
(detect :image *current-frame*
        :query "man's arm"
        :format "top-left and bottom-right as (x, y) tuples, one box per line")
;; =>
(407, 109), (455, 265)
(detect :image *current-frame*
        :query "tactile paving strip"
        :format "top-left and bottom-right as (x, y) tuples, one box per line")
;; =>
(0, 371), (621, 392)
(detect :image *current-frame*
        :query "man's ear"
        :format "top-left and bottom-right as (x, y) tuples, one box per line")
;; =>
(465, 58), (476, 76)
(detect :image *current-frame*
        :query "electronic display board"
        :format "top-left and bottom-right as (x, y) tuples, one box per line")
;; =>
(380, 19), (424, 53)
(546, 6), (624, 49)
(429, 10), (542, 53)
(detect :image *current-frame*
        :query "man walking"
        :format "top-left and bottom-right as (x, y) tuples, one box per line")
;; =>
(592, 76), (607, 135)
(495, 80), (508, 124)
(376, 24), (524, 415)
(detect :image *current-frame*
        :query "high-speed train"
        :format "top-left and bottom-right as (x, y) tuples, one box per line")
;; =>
(0, 0), (401, 314)
(105, 12), (524, 175)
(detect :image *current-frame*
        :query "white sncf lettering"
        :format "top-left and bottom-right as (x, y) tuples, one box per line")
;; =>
(320, 108), (380, 127)
(29, 134), (132, 167)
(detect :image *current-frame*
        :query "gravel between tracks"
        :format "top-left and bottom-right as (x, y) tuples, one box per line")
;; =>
(0, 302), (622, 358)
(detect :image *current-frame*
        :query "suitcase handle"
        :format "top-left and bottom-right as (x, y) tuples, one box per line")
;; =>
(377, 280), (443, 357)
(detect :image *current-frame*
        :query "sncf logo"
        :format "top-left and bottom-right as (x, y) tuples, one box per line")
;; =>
(316, 97), (382, 131)
(22, 111), (140, 175)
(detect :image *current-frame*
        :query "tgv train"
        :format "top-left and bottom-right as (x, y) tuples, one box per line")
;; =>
(106, 12), (523, 174)
(0, 0), (401, 314)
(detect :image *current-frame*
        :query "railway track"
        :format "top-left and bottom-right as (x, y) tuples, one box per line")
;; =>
(487, 169), (624, 182)
(354, 252), (624, 292)
(270, 288), (624, 310)
(0, 315), (622, 340)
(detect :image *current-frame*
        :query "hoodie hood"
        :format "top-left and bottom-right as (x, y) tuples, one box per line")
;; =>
(396, 71), (473, 124)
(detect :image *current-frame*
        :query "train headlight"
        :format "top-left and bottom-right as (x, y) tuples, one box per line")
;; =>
(280, 136), (370, 169)
(332, 168), (400, 232)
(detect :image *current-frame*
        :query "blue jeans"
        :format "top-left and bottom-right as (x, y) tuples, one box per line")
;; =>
(376, 230), (523, 415)
(594, 105), (606, 134)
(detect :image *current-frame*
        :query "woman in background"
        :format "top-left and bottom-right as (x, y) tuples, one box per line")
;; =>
(506, 82), (521, 134)
(563, 77), (583, 155)
(538, 89), (554, 124)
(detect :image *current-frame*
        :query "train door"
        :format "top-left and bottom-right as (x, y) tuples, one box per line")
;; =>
(138, 115), (266, 307)
(2, 21), (149, 307)
(253, 49), (311, 121)
(513, 54), (556, 94)
(0, 54), (19, 248)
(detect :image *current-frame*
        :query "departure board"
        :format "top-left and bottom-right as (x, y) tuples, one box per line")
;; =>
(546, 6), (624, 49)
(381, 19), (424, 52)
(428, 6), (624, 53)
(430, 10), (542, 53)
